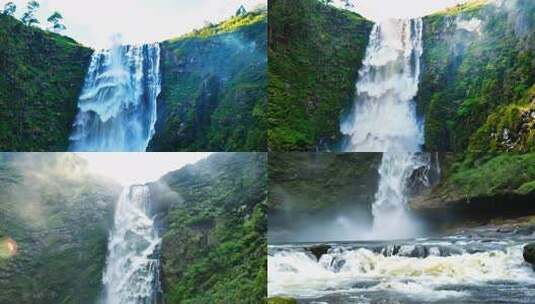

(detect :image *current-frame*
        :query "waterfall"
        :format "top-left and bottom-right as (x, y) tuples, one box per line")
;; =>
(338, 18), (430, 238)
(371, 153), (431, 239)
(102, 185), (161, 304)
(340, 18), (424, 152)
(69, 43), (161, 152)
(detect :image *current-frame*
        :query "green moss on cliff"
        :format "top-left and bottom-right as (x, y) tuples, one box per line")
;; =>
(149, 12), (267, 151)
(0, 15), (92, 151)
(267, 297), (298, 304)
(470, 85), (535, 152)
(150, 153), (267, 303)
(0, 153), (120, 304)
(429, 0), (487, 17)
(179, 12), (266, 39)
(418, 0), (535, 151)
(432, 153), (535, 201)
(268, 0), (373, 151)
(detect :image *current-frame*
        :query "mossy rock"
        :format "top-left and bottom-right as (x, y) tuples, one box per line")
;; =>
(267, 297), (298, 304)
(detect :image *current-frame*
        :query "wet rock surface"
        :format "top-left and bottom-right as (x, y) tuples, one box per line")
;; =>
(523, 243), (535, 266)
(306, 245), (331, 261)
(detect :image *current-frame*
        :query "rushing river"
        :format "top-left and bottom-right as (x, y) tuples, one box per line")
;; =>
(268, 228), (535, 303)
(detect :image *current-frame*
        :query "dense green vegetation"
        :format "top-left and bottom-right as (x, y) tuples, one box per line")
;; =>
(418, 0), (535, 151)
(0, 153), (120, 303)
(149, 153), (267, 303)
(0, 14), (92, 151)
(268, 0), (372, 151)
(470, 85), (535, 152)
(426, 153), (535, 202)
(149, 11), (267, 151)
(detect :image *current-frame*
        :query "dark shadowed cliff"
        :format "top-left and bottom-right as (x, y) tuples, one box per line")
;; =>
(0, 153), (121, 303)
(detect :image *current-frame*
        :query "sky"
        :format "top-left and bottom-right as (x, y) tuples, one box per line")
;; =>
(334, 0), (468, 20)
(76, 152), (211, 185)
(1, 0), (266, 48)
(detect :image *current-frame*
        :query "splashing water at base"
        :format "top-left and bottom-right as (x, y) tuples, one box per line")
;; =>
(340, 19), (424, 152)
(103, 185), (161, 304)
(371, 153), (431, 239)
(69, 43), (161, 152)
(268, 235), (535, 303)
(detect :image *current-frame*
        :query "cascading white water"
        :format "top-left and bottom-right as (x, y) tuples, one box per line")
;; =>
(268, 238), (535, 301)
(340, 18), (424, 152)
(339, 18), (429, 239)
(69, 43), (161, 152)
(371, 153), (430, 239)
(102, 185), (161, 304)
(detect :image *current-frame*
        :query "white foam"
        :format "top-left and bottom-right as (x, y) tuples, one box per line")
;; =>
(340, 19), (424, 152)
(268, 245), (535, 299)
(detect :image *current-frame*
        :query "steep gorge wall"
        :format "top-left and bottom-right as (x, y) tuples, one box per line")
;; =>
(148, 153), (267, 303)
(0, 15), (92, 151)
(410, 152), (535, 228)
(268, 0), (373, 151)
(418, 0), (535, 152)
(149, 12), (267, 152)
(0, 153), (120, 303)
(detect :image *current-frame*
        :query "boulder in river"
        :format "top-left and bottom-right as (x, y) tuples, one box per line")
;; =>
(306, 245), (331, 261)
(523, 243), (535, 266)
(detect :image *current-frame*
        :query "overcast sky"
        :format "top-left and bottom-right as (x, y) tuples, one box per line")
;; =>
(77, 152), (211, 185)
(1, 0), (266, 48)
(1, 0), (468, 48)
(334, 0), (468, 20)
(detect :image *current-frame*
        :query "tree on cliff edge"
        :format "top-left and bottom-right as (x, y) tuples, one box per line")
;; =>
(341, 0), (355, 8)
(2, 2), (16, 16)
(236, 5), (247, 17)
(21, 0), (40, 26)
(47, 11), (66, 33)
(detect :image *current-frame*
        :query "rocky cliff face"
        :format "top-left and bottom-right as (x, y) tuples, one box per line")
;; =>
(268, 0), (373, 151)
(410, 153), (535, 228)
(0, 153), (120, 304)
(149, 12), (267, 152)
(417, 0), (535, 152)
(148, 153), (267, 303)
(0, 15), (92, 151)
